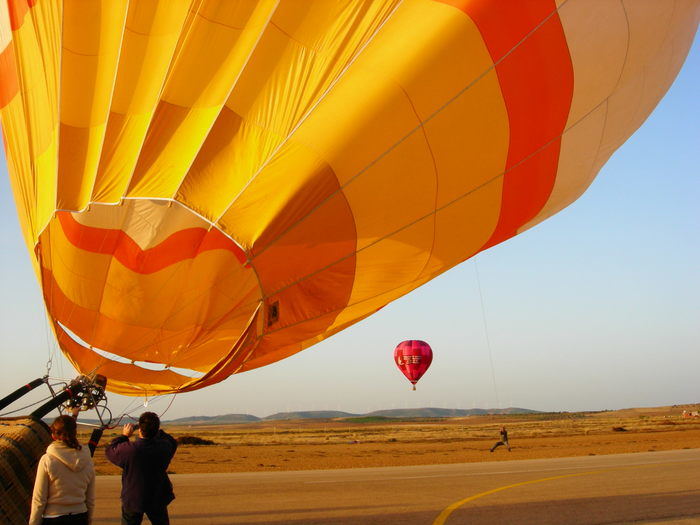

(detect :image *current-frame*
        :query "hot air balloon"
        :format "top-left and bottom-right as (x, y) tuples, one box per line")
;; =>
(0, 1), (697, 396)
(394, 340), (433, 390)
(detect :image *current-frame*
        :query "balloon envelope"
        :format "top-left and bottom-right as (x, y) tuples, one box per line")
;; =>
(0, 1), (697, 395)
(394, 340), (433, 389)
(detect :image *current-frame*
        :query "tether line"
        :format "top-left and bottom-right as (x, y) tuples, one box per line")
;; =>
(474, 260), (499, 409)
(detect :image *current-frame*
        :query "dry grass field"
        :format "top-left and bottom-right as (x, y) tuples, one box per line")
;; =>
(85, 404), (700, 475)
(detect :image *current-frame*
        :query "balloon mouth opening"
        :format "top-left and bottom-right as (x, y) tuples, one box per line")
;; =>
(38, 199), (263, 391)
(57, 322), (206, 379)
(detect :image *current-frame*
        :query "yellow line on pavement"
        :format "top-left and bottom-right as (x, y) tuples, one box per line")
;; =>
(433, 457), (697, 525)
(432, 470), (601, 525)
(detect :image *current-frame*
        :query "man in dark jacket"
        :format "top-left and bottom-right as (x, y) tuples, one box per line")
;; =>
(106, 412), (177, 525)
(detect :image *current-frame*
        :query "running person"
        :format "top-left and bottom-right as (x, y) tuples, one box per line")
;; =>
(490, 426), (511, 452)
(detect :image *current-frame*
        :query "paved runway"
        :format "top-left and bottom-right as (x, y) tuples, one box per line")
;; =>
(93, 449), (700, 524)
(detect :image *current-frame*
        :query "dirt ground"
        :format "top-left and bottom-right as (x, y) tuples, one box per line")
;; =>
(86, 404), (700, 475)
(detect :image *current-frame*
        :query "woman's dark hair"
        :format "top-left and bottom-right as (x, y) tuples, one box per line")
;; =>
(139, 412), (160, 439)
(50, 415), (81, 450)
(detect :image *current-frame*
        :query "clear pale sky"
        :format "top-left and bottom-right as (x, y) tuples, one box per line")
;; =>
(1, 39), (697, 421)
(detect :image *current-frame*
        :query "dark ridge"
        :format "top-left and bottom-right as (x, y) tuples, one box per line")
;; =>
(61, 408), (544, 426)
(167, 414), (261, 425)
(263, 411), (359, 421)
(365, 407), (541, 418)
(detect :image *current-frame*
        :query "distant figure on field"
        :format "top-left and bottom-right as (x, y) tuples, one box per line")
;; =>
(490, 426), (511, 452)
(30, 410), (95, 525)
(105, 412), (177, 525)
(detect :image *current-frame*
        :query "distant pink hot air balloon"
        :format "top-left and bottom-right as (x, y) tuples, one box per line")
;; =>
(394, 340), (433, 390)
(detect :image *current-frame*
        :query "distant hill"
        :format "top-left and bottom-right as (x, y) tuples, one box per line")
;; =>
(51, 404), (700, 427)
(164, 407), (541, 425)
(263, 411), (358, 421)
(167, 414), (261, 425)
(364, 407), (540, 418)
(63, 407), (543, 427)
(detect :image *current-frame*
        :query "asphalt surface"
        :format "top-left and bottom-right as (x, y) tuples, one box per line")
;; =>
(93, 448), (700, 524)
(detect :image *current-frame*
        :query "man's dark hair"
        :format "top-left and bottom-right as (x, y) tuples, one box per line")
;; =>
(138, 411), (160, 439)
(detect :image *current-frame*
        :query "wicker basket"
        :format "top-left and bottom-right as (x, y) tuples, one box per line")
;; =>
(0, 417), (51, 525)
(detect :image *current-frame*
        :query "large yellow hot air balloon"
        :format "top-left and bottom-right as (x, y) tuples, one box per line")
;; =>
(1, 0), (697, 395)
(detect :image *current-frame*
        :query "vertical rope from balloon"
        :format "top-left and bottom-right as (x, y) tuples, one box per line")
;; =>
(473, 260), (500, 409)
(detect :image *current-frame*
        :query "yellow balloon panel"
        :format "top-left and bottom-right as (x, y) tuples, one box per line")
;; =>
(0, 0), (697, 395)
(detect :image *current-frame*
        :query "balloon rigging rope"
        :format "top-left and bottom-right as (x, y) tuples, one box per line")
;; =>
(43, 309), (56, 377)
(110, 398), (154, 427)
(158, 393), (178, 419)
(118, 396), (144, 418)
(474, 260), (500, 409)
(109, 392), (178, 428)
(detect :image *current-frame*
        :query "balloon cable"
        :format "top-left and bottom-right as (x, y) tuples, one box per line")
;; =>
(474, 260), (500, 409)
(43, 310), (56, 377)
(158, 393), (177, 420)
(109, 391), (176, 430)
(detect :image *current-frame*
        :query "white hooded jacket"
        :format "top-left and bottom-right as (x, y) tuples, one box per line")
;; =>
(29, 441), (96, 525)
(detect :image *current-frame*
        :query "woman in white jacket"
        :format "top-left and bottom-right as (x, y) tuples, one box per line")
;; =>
(29, 414), (95, 525)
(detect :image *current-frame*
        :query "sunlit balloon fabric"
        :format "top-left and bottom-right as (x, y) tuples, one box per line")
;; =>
(1, 1), (697, 395)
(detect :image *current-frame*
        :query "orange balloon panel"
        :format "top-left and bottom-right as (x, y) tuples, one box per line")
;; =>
(1, 0), (697, 395)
